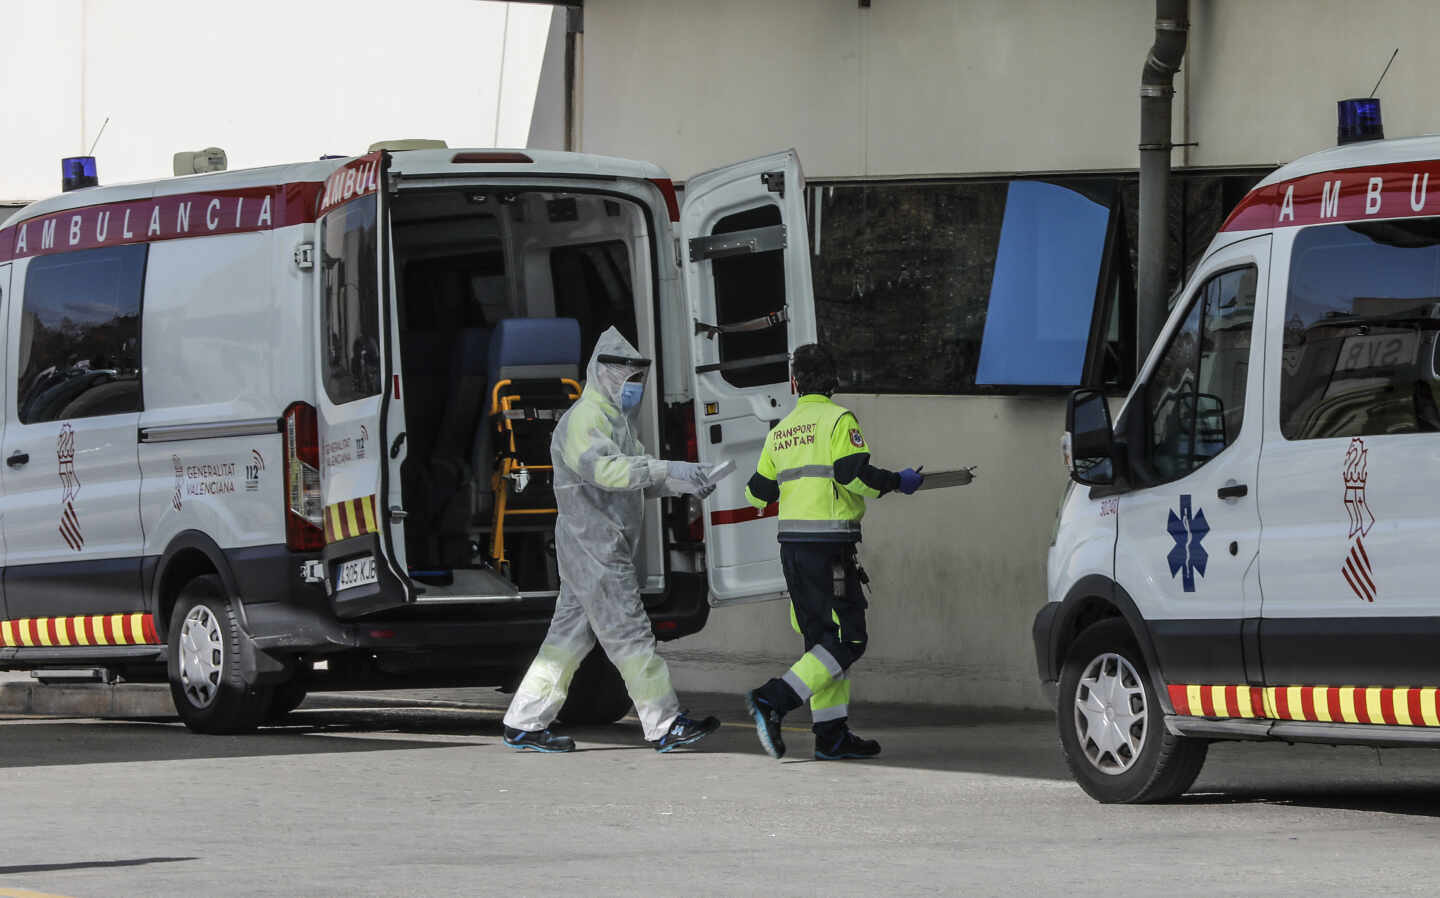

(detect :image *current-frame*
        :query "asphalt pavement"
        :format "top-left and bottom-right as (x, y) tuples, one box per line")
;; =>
(3, 688), (1440, 897)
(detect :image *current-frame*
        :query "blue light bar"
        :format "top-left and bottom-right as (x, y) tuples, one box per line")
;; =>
(1338, 98), (1384, 145)
(61, 156), (98, 192)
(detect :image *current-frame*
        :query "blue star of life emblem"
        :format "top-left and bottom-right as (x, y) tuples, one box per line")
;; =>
(1166, 494), (1209, 593)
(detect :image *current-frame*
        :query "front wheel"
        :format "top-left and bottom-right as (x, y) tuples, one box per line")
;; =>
(1057, 618), (1207, 803)
(167, 575), (272, 734)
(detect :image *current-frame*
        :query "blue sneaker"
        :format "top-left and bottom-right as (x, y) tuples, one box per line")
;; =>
(504, 726), (575, 753)
(654, 711), (721, 753)
(745, 690), (786, 760)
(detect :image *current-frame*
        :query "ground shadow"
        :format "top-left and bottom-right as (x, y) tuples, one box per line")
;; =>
(0, 717), (478, 770)
(0, 857), (195, 875)
(294, 691), (1077, 781)
(1176, 784), (1440, 818)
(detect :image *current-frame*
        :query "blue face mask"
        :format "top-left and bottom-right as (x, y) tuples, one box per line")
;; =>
(620, 381), (644, 411)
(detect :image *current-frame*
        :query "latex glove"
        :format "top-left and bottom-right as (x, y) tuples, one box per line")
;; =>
(666, 460), (710, 495)
(897, 467), (924, 495)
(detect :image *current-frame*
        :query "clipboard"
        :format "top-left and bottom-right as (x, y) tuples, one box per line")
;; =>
(915, 466), (976, 491)
(702, 458), (736, 488)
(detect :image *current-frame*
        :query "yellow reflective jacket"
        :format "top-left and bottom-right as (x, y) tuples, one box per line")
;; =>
(744, 394), (899, 542)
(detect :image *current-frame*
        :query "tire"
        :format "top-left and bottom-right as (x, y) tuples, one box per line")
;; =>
(264, 675), (309, 723)
(1057, 618), (1208, 803)
(167, 575), (273, 734)
(556, 647), (633, 725)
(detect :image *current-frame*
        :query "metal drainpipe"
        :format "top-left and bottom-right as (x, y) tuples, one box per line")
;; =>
(1137, 0), (1189, 365)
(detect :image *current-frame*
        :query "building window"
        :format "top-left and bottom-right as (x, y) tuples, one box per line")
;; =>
(321, 195), (382, 406)
(18, 244), (146, 424)
(975, 181), (1113, 386)
(1280, 218), (1440, 440)
(807, 170), (1264, 395)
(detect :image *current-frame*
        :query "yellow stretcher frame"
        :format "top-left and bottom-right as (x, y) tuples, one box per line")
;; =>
(488, 376), (582, 572)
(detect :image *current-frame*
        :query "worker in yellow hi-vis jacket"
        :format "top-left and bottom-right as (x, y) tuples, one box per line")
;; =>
(742, 343), (931, 761)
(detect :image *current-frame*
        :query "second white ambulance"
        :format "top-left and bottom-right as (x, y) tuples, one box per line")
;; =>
(1041, 131), (1440, 802)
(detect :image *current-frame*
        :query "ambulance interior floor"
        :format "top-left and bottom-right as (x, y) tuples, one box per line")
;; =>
(3, 688), (1440, 897)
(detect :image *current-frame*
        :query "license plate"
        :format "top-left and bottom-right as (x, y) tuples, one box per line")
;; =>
(335, 556), (378, 591)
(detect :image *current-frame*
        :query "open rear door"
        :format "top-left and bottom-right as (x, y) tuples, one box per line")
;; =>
(313, 152), (412, 617)
(682, 150), (817, 605)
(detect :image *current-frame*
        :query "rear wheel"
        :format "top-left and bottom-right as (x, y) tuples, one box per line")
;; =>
(1057, 618), (1207, 803)
(556, 647), (633, 725)
(167, 575), (272, 734)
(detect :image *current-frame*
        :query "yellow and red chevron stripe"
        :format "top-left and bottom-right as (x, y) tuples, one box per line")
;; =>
(324, 494), (379, 543)
(1169, 683), (1440, 727)
(0, 613), (160, 647)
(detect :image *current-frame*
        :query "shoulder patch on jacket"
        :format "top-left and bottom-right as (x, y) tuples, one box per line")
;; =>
(848, 428), (865, 448)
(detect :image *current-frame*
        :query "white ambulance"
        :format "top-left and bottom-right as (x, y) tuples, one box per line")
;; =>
(0, 144), (815, 732)
(1040, 131), (1440, 801)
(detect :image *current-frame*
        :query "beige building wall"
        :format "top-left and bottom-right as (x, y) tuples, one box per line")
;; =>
(661, 394), (1069, 711)
(591, 0), (1440, 710)
(1186, 0), (1439, 168)
(584, 0), (1440, 180)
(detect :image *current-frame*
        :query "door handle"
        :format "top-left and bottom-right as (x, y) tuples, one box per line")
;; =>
(1217, 483), (1248, 500)
(6, 451), (29, 468)
(390, 432), (406, 459)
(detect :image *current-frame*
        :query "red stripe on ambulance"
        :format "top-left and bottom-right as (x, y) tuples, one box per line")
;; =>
(1222, 158), (1440, 232)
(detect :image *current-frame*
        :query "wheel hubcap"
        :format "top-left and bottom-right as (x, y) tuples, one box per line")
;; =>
(1073, 652), (1148, 775)
(178, 605), (224, 709)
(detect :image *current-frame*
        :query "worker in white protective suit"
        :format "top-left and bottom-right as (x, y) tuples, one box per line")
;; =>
(502, 327), (723, 753)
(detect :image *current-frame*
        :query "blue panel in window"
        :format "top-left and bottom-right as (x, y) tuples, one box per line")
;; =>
(975, 181), (1110, 386)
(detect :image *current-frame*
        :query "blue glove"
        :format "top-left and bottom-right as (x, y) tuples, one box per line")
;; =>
(897, 467), (924, 495)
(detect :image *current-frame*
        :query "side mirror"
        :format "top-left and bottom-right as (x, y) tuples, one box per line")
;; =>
(1066, 388), (1116, 485)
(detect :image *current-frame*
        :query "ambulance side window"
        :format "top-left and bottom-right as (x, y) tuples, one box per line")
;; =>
(321, 196), (382, 405)
(1281, 219), (1440, 439)
(17, 244), (146, 424)
(1145, 265), (1257, 483)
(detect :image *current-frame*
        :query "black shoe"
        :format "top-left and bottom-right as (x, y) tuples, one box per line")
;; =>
(815, 728), (881, 761)
(503, 726), (576, 753)
(654, 711), (721, 752)
(745, 690), (786, 760)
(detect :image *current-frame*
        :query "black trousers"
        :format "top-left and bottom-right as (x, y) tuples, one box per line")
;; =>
(757, 541), (869, 734)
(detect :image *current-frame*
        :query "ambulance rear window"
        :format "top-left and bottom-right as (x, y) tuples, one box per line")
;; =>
(321, 196), (382, 405)
(1281, 219), (1440, 440)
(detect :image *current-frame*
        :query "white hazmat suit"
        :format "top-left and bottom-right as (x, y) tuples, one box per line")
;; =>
(503, 328), (709, 741)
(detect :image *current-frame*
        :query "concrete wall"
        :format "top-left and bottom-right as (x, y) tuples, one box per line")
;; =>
(1186, 0), (1440, 167)
(662, 393), (1070, 711)
(585, 0), (1440, 179)
(582, 0), (1159, 178)
(597, 0), (1440, 710)
(526, 6), (570, 151)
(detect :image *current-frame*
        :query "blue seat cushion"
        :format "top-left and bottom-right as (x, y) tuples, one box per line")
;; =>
(487, 318), (582, 386)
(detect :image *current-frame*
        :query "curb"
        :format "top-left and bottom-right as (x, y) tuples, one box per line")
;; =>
(0, 681), (174, 717)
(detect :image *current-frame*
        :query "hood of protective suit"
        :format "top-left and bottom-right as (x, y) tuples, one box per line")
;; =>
(583, 327), (650, 412)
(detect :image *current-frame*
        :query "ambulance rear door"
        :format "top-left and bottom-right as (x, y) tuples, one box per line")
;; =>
(313, 151), (412, 618)
(681, 150), (817, 605)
